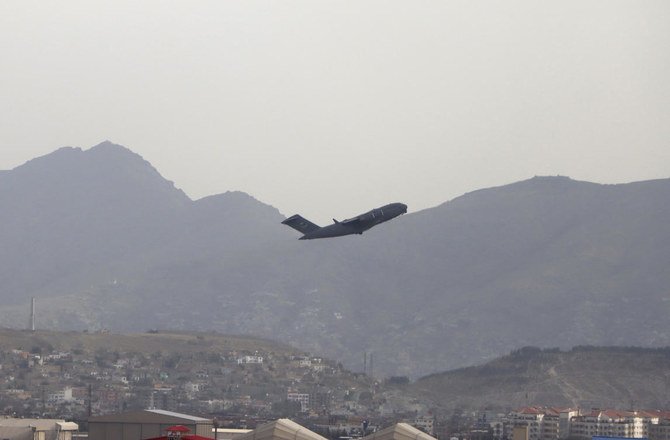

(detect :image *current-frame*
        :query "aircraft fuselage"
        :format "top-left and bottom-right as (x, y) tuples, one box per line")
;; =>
(281, 203), (407, 240)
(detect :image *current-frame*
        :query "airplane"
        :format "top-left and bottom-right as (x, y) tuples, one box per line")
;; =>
(281, 202), (407, 240)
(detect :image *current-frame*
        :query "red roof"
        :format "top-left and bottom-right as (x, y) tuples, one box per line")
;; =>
(167, 425), (191, 433)
(143, 425), (211, 440)
(144, 436), (211, 440)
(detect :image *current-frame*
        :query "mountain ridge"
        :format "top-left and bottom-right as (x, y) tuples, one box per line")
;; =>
(408, 345), (670, 411)
(1, 142), (668, 377)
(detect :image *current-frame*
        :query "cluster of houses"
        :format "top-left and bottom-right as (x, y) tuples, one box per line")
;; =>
(3, 345), (670, 440)
(0, 345), (361, 419)
(490, 406), (670, 440)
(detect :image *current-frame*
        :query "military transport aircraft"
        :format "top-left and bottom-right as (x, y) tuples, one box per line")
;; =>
(281, 202), (407, 240)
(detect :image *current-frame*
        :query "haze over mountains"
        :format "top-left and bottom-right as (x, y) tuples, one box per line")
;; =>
(1, 142), (669, 378)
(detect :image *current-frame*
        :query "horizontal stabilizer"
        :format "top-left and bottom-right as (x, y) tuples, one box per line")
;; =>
(281, 215), (320, 235)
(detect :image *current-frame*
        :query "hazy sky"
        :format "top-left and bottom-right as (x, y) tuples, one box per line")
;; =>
(1, 1), (669, 223)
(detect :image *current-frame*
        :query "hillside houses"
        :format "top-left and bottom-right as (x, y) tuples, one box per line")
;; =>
(2, 333), (670, 440)
(0, 340), (389, 422)
(492, 406), (670, 440)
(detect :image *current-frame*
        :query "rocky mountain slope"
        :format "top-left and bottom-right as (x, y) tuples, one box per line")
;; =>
(407, 346), (670, 411)
(1, 142), (669, 377)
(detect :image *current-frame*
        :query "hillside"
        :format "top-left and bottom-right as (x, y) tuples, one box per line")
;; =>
(1, 142), (669, 377)
(3, 330), (668, 417)
(0, 328), (295, 356)
(407, 346), (670, 411)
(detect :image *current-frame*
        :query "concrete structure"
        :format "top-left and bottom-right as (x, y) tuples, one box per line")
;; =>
(650, 417), (670, 440)
(287, 392), (310, 412)
(413, 416), (435, 436)
(0, 418), (78, 440)
(570, 410), (648, 439)
(558, 409), (579, 439)
(237, 356), (263, 365)
(235, 419), (327, 440)
(88, 409), (212, 440)
(513, 426), (530, 440)
(213, 428), (253, 440)
(48, 387), (74, 404)
(508, 407), (562, 440)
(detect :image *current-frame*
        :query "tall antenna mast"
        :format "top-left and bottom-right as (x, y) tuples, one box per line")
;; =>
(30, 297), (36, 331)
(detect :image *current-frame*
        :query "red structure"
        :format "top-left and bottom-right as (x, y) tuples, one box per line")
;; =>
(145, 425), (212, 440)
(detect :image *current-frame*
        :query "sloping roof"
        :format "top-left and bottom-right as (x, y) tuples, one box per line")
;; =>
(361, 423), (437, 440)
(148, 410), (211, 422)
(89, 409), (210, 424)
(235, 419), (327, 440)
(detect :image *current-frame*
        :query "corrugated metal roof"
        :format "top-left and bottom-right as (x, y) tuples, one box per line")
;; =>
(89, 409), (211, 424)
(148, 409), (211, 422)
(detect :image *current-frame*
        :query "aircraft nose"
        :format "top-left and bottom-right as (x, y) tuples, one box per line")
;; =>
(399, 203), (407, 213)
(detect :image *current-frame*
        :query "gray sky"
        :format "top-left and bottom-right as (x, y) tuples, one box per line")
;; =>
(1, 1), (669, 224)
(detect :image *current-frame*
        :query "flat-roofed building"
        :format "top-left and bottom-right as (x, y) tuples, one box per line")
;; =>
(0, 418), (78, 440)
(570, 410), (647, 439)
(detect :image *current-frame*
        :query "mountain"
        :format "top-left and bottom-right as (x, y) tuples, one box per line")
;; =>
(1, 143), (669, 377)
(0, 143), (190, 303)
(406, 346), (670, 411)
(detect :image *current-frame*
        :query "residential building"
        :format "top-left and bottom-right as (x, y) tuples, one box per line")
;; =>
(570, 410), (647, 439)
(287, 391), (310, 412)
(237, 356), (263, 365)
(413, 415), (435, 435)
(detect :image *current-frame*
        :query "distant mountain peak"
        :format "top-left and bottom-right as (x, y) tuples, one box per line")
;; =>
(90, 140), (135, 155)
(87, 140), (150, 164)
(93, 140), (122, 148)
(3, 141), (191, 208)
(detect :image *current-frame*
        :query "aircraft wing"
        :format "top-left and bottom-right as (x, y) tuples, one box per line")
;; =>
(340, 216), (362, 225)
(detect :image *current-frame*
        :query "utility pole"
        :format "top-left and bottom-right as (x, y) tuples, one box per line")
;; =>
(30, 297), (36, 331)
(88, 384), (92, 417)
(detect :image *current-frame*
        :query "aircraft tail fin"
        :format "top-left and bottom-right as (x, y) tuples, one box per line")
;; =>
(281, 215), (320, 235)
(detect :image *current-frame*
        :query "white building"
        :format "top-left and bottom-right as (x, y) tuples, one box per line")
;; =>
(569, 410), (648, 439)
(237, 355), (263, 364)
(505, 407), (573, 440)
(47, 387), (73, 404)
(413, 415), (435, 435)
(287, 392), (310, 412)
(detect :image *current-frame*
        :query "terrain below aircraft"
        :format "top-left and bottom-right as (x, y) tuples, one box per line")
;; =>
(282, 203), (408, 240)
